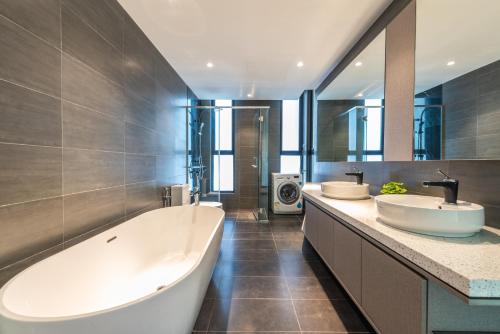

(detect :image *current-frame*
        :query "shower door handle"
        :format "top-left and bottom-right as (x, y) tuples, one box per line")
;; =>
(251, 156), (258, 168)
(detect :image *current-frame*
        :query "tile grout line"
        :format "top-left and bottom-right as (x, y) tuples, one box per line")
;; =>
(271, 225), (303, 333)
(60, 0), (65, 246)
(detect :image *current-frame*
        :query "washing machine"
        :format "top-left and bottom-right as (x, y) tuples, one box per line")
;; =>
(272, 173), (303, 214)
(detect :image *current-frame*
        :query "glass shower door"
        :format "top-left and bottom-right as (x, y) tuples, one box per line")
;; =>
(254, 107), (269, 222)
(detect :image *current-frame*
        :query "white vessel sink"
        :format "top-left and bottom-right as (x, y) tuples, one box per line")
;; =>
(321, 181), (370, 200)
(375, 194), (485, 237)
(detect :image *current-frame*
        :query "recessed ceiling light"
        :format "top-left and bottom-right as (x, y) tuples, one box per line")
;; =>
(447, 60), (455, 66)
(206, 62), (214, 68)
(296, 61), (304, 68)
(357, 93), (363, 97)
(247, 93), (253, 98)
(355, 61), (363, 67)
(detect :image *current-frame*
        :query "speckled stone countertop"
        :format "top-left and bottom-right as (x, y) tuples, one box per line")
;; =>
(302, 183), (500, 299)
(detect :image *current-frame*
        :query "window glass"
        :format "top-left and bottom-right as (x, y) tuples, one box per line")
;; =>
(214, 99), (232, 151)
(281, 100), (300, 151)
(280, 155), (301, 174)
(364, 99), (382, 151)
(212, 154), (234, 191)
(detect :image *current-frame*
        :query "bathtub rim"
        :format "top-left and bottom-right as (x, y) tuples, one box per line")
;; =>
(0, 206), (225, 323)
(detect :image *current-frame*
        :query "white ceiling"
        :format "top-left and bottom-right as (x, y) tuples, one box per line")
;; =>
(317, 29), (386, 100)
(415, 0), (500, 94)
(118, 0), (392, 100)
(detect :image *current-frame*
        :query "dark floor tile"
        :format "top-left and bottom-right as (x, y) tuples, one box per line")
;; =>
(221, 239), (275, 251)
(234, 222), (271, 232)
(208, 298), (300, 332)
(215, 260), (283, 277)
(278, 249), (321, 262)
(280, 258), (331, 278)
(232, 232), (273, 240)
(218, 248), (279, 262)
(192, 298), (214, 331)
(273, 231), (305, 240)
(294, 299), (372, 332)
(271, 221), (303, 232)
(0, 16), (61, 97)
(215, 276), (290, 299)
(275, 238), (309, 251)
(287, 276), (346, 300)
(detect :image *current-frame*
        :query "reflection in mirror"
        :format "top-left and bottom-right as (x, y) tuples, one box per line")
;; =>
(414, 0), (500, 160)
(316, 30), (385, 162)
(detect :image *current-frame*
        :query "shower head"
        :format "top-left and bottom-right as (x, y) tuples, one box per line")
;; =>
(198, 122), (205, 136)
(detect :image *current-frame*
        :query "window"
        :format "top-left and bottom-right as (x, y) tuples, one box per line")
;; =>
(364, 99), (383, 161)
(280, 100), (302, 174)
(212, 99), (234, 191)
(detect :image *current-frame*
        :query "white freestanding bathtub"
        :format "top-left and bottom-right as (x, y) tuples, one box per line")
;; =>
(0, 206), (224, 334)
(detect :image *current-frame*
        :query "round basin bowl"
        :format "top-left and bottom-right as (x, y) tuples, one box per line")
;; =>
(375, 194), (485, 237)
(321, 181), (370, 200)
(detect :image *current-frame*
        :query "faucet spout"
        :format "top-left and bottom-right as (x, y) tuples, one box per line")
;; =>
(345, 170), (364, 185)
(422, 169), (459, 204)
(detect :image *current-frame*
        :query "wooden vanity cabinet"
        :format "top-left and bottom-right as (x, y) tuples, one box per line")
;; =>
(333, 221), (362, 303)
(362, 240), (427, 334)
(304, 200), (427, 334)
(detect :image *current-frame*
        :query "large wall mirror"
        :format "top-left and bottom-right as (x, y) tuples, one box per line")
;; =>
(414, 0), (500, 160)
(316, 29), (386, 162)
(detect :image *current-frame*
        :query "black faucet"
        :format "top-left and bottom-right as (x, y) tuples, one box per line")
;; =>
(345, 170), (364, 185)
(422, 169), (459, 204)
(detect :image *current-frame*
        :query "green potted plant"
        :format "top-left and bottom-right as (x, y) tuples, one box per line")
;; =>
(380, 181), (408, 194)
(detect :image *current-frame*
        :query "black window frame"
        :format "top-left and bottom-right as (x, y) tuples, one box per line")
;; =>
(210, 100), (236, 193)
(280, 100), (304, 173)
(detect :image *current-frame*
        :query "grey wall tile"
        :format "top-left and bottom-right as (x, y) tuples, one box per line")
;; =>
(0, 197), (63, 268)
(0, 244), (63, 286)
(62, 6), (123, 84)
(63, 101), (124, 152)
(0, 80), (61, 146)
(126, 154), (156, 183)
(125, 181), (157, 215)
(0, 16), (61, 97)
(124, 65), (156, 104)
(63, 149), (124, 194)
(62, 0), (123, 50)
(63, 186), (125, 239)
(125, 94), (156, 130)
(0, 0), (60, 47)
(62, 54), (126, 120)
(124, 17), (156, 78)
(0, 0), (190, 271)
(125, 123), (158, 155)
(0, 143), (62, 206)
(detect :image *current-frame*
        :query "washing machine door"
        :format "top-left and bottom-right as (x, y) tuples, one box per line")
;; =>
(277, 182), (300, 205)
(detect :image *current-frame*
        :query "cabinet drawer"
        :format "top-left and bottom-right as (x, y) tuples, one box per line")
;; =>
(303, 201), (319, 247)
(362, 240), (426, 334)
(317, 210), (334, 269)
(333, 221), (362, 303)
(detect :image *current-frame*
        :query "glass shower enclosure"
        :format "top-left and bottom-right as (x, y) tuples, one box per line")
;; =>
(185, 104), (270, 222)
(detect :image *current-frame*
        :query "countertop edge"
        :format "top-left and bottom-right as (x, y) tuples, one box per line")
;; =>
(302, 186), (500, 299)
